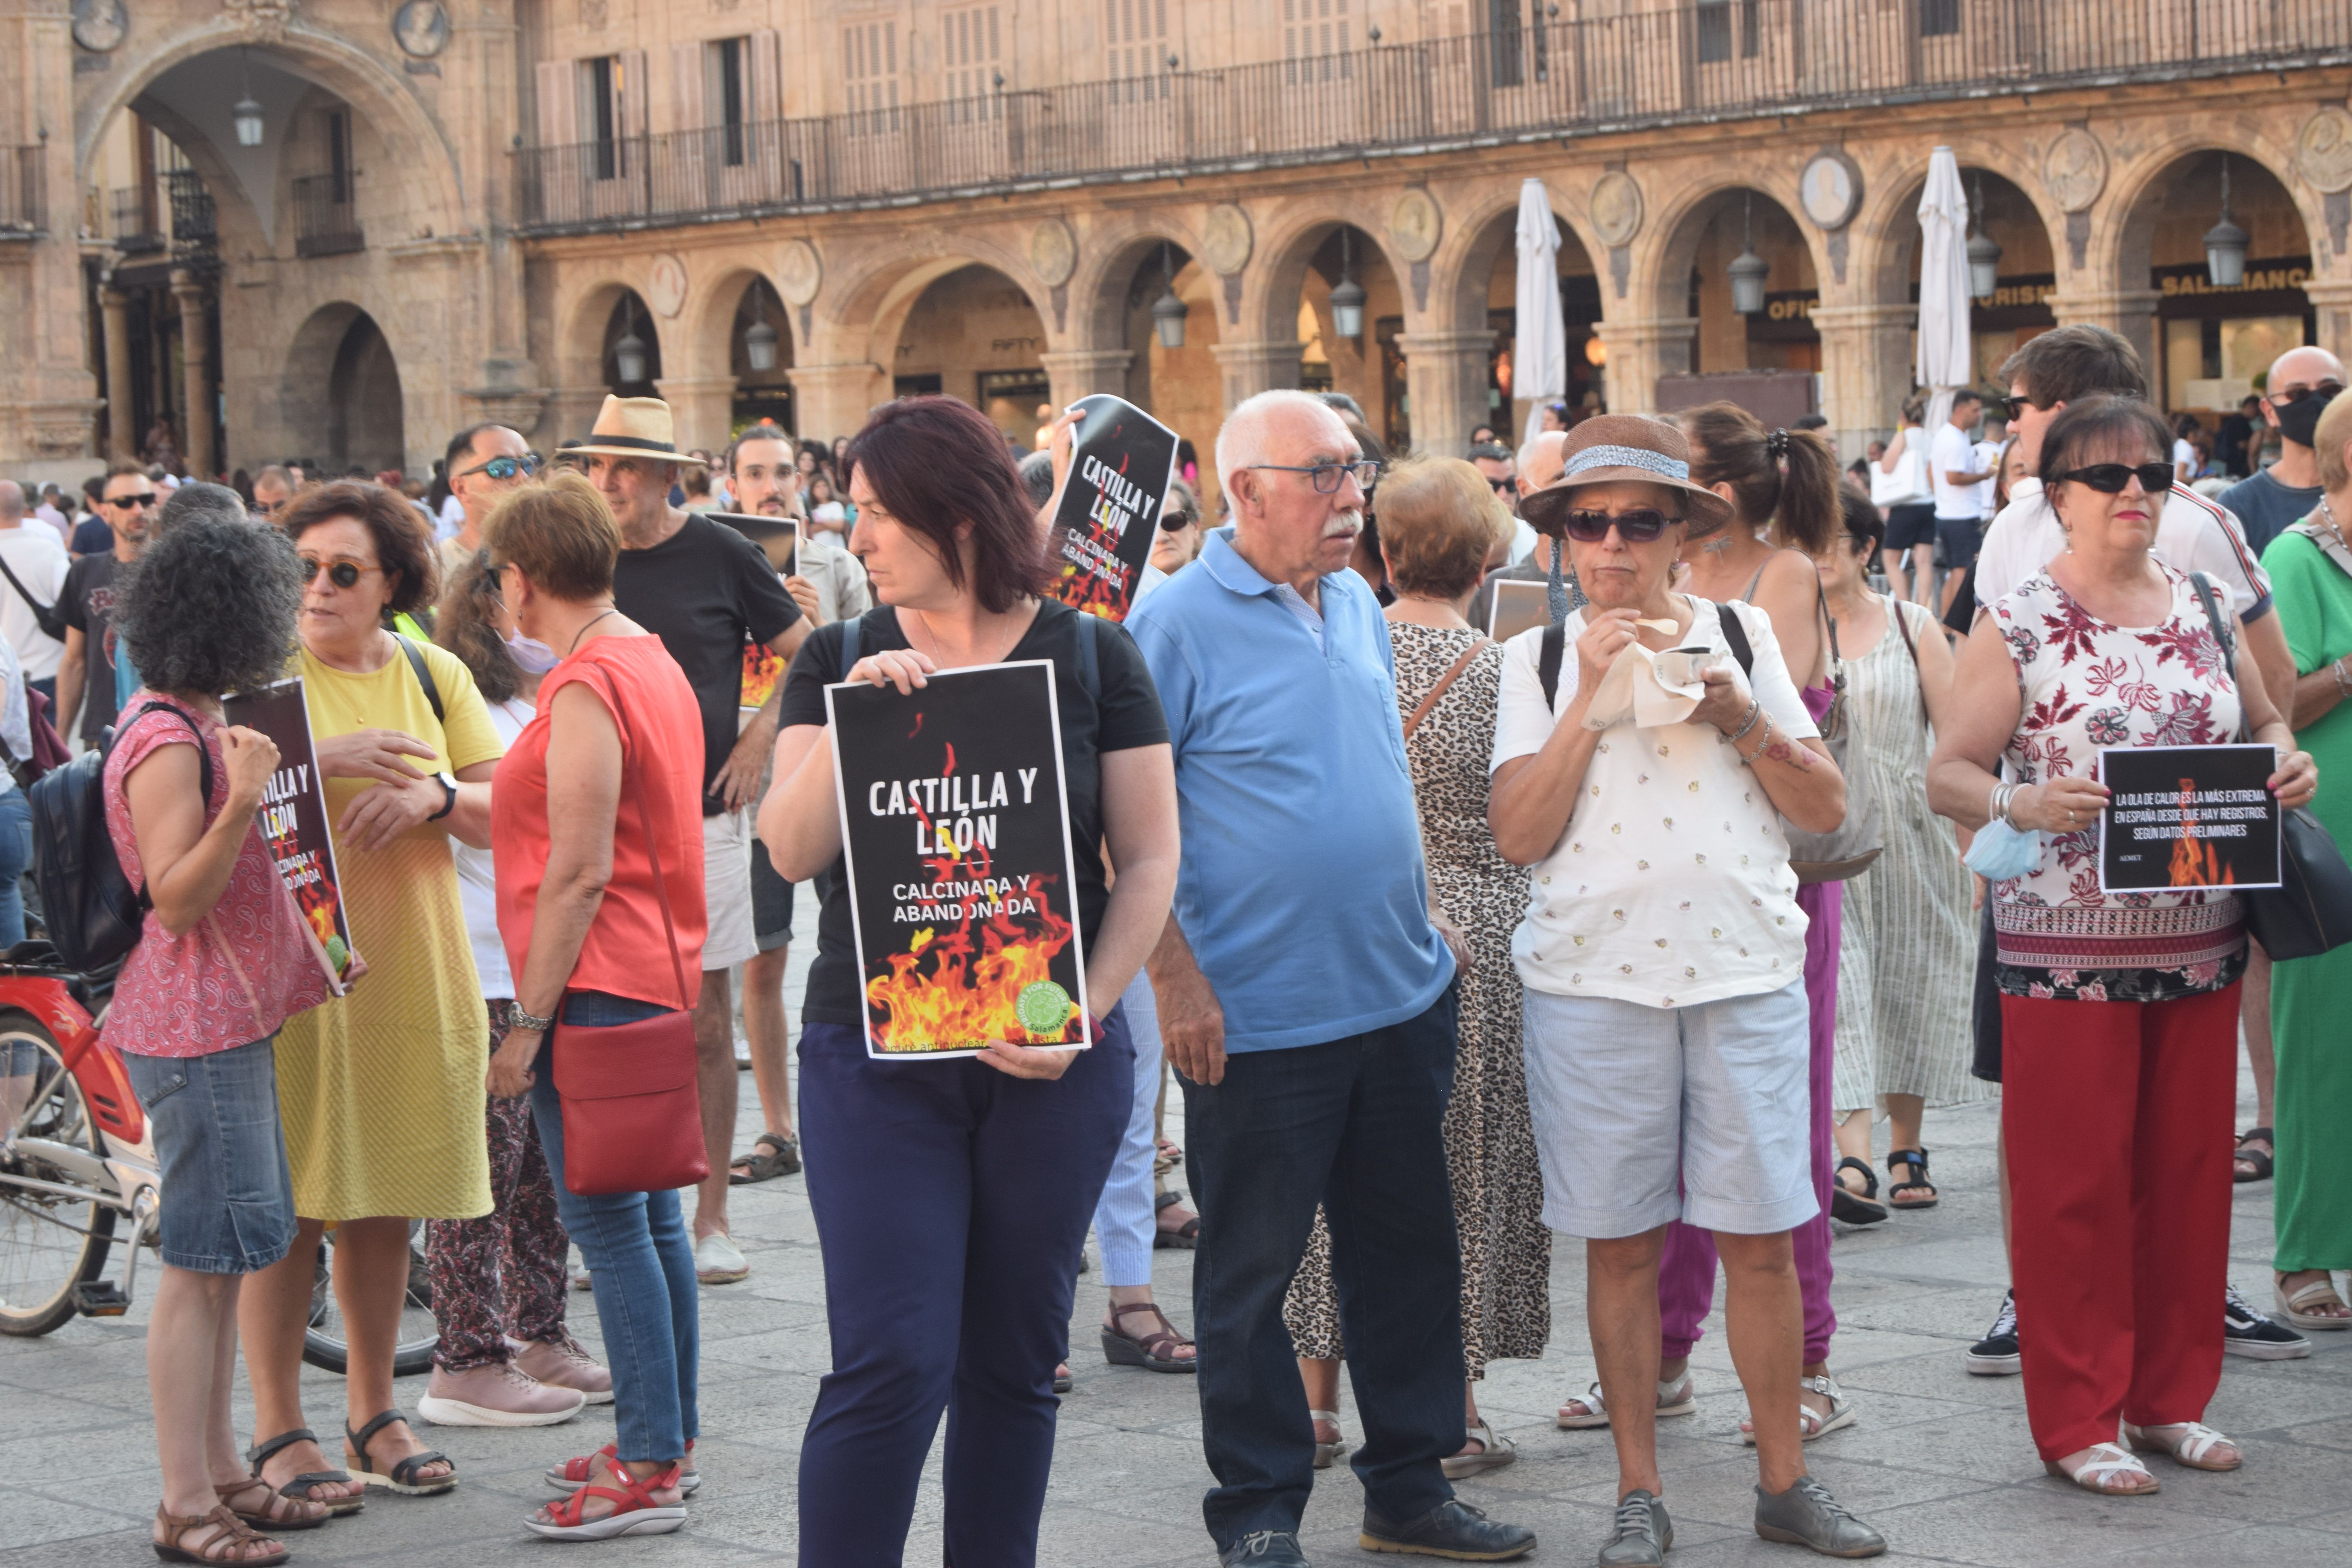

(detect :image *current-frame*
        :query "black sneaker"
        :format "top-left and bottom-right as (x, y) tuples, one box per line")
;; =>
(2223, 1282), (2312, 1360)
(1965, 1289), (2020, 1376)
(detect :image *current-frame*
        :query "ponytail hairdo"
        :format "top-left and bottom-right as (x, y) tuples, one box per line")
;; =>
(1676, 401), (1839, 556)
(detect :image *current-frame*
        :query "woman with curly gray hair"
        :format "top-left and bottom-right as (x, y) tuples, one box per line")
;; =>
(104, 514), (351, 1562)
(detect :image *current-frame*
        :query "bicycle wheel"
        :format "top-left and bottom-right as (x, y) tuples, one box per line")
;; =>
(0, 1014), (116, 1337)
(301, 1218), (440, 1376)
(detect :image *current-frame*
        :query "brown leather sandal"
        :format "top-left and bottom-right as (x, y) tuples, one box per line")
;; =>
(1100, 1300), (1198, 1373)
(152, 1502), (289, 1564)
(214, 1479), (327, 1532)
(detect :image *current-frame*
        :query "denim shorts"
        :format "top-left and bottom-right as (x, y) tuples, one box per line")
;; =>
(122, 1035), (298, 1274)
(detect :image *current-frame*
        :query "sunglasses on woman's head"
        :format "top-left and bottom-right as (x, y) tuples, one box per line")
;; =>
(1563, 508), (1680, 543)
(2058, 463), (2174, 496)
(297, 557), (383, 589)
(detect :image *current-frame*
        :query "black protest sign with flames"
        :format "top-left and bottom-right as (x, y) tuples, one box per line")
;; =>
(1045, 394), (1180, 624)
(827, 660), (1091, 1057)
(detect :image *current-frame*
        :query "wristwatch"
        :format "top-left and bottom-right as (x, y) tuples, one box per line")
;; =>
(428, 770), (458, 821)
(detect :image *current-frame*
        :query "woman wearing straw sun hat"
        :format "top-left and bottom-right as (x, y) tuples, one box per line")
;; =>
(1488, 415), (1884, 1564)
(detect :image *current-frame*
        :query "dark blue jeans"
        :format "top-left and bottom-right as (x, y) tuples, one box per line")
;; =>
(527, 990), (700, 1463)
(794, 1009), (1134, 1568)
(1183, 984), (1464, 1548)
(0, 785), (30, 948)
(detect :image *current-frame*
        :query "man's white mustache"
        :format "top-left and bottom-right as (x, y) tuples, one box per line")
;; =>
(1322, 511), (1364, 541)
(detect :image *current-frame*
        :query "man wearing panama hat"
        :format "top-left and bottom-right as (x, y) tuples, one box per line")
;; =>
(577, 395), (809, 1286)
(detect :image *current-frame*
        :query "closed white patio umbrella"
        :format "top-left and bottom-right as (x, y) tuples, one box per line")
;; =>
(1514, 178), (1565, 449)
(1915, 146), (1973, 432)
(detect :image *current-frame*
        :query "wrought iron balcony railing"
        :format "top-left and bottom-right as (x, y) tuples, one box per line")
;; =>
(514, 0), (2352, 235)
(293, 172), (363, 258)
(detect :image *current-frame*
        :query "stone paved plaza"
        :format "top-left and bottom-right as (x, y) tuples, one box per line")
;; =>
(5, 907), (2346, 1567)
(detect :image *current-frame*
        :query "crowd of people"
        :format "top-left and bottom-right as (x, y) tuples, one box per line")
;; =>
(5, 315), (2344, 1568)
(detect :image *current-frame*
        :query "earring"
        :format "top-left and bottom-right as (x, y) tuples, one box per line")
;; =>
(2062, 527), (2074, 554)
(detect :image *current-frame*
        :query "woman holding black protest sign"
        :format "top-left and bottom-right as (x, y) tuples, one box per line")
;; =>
(758, 394), (1178, 1568)
(1929, 394), (2314, 1495)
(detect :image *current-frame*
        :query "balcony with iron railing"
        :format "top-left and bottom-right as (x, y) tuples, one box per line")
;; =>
(514, 0), (2352, 235)
(293, 173), (363, 258)
(165, 168), (217, 249)
(0, 149), (42, 237)
(111, 186), (164, 253)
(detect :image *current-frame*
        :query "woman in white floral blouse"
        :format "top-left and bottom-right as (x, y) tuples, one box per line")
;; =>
(1930, 395), (2316, 1499)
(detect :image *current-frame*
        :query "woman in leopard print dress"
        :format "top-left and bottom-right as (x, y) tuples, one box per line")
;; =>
(1285, 457), (1550, 1477)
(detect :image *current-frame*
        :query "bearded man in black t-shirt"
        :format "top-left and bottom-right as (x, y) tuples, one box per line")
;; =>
(577, 396), (808, 1287)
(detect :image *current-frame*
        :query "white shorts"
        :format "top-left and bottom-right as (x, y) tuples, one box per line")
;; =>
(700, 808), (759, 972)
(1521, 979), (1816, 1240)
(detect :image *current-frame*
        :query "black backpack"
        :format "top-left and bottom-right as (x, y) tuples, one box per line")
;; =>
(28, 701), (212, 974)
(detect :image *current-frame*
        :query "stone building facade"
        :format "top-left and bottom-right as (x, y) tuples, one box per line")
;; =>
(3, 0), (2349, 494)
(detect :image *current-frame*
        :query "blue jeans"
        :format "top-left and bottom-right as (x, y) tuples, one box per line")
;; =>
(527, 990), (700, 1463)
(0, 785), (29, 949)
(1183, 984), (1464, 1548)
(794, 1008), (1134, 1568)
(1090, 972), (1165, 1287)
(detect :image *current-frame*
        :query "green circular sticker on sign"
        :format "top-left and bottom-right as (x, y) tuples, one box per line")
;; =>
(1016, 981), (1072, 1036)
(325, 935), (349, 971)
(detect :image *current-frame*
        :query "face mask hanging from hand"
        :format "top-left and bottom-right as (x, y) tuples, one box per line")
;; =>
(505, 630), (562, 675)
(1963, 818), (2043, 882)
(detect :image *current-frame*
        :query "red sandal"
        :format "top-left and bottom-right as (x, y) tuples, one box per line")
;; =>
(547, 1439), (699, 1496)
(525, 1456), (687, 1541)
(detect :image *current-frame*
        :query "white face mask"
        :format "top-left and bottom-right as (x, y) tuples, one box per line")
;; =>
(505, 629), (561, 675)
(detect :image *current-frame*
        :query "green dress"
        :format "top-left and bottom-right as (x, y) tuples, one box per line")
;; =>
(2262, 522), (2352, 1273)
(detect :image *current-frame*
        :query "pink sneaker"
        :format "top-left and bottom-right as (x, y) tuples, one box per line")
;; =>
(418, 1361), (586, 1427)
(512, 1336), (615, 1405)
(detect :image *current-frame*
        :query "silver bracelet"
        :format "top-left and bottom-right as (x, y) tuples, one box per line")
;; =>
(2000, 785), (2029, 831)
(1726, 697), (1764, 745)
(1737, 713), (1774, 765)
(509, 1005), (558, 1035)
(2336, 657), (2351, 696)
(1988, 782), (2011, 828)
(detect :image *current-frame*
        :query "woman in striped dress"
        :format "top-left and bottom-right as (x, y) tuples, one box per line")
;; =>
(1819, 490), (1987, 1212)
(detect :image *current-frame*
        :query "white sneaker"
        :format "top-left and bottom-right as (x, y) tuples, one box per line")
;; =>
(733, 1033), (752, 1068)
(418, 1361), (586, 1427)
(694, 1230), (750, 1285)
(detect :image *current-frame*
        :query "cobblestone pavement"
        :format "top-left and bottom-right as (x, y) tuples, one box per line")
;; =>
(4, 910), (2341, 1567)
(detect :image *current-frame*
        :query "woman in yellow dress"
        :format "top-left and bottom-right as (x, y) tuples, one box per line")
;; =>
(238, 482), (505, 1509)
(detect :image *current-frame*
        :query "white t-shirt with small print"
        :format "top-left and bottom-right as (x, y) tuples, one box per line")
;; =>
(1491, 595), (1821, 1010)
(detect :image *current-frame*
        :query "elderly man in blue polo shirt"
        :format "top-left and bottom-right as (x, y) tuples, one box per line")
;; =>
(1128, 391), (1536, 1568)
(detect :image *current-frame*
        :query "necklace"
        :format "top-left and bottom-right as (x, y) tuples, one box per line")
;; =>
(2321, 494), (2350, 551)
(907, 605), (1024, 668)
(568, 607), (619, 653)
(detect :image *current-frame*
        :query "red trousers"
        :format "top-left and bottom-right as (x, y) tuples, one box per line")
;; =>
(2001, 982), (2239, 1461)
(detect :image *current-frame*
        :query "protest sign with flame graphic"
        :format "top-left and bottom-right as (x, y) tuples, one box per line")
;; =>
(223, 677), (355, 993)
(2099, 743), (2281, 894)
(1045, 394), (1179, 624)
(827, 659), (1091, 1058)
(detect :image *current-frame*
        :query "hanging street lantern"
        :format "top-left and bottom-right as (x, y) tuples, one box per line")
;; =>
(1329, 228), (1368, 341)
(1966, 173), (2003, 298)
(744, 290), (779, 373)
(1728, 192), (1770, 316)
(2203, 155), (2248, 289)
(613, 298), (649, 385)
(234, 50), (265, 147)
(1151, 242), (1187, 349)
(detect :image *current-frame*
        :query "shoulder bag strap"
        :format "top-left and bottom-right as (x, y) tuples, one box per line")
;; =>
(1402, 636), (1492, 738)
(1889, 595), (1927, 730)
(1538, 621), (1566, 707)
(579, 667), (693, 1014)
(394, 633), (446, 726)
(2185, 571), (2250, 745)
(1715, 602), (1755, 676)
(0, 551), (63, 642)
(1074, 610), (1100, 704)
(838, 612), (864, 678)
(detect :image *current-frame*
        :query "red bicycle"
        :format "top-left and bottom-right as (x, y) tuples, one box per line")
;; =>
(0, 947), (436, 1371)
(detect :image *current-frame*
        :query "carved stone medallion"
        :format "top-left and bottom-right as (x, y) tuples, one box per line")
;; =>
(2296, 107), (2352, 196)
(392, 0), (449, 58)
(647, 252), (689, 319)
(1589, 172), (1644, 249)
(1798, 152), (1862, 231)
(1388, 189), (1442, 264)
(1028, 218), (1078, 288)
(2042, 127), (2107, 214)
(71, 0), (128, 53)
(1200, 203), (1253, 276)
(776, 239), (822, 307)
